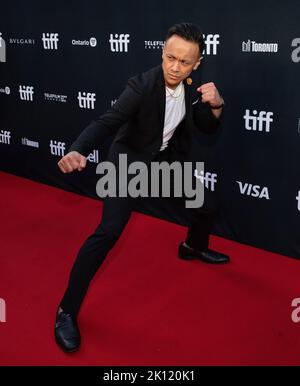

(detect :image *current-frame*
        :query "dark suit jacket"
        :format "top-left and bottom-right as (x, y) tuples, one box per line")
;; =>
(69, 64), (220, 164)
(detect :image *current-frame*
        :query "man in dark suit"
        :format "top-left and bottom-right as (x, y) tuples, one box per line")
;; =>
(55, 22), (229, 353)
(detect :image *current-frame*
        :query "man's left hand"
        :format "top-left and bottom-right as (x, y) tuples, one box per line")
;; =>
(197, 82), (224, 118)
(197, 82), (224, 108)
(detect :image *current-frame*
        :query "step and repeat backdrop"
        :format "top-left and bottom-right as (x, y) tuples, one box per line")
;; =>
(1, 1), (300, 258)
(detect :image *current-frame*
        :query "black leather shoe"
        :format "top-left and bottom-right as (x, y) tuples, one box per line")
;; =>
(178, 242), (230, 264)
(55, 309), (81, 353)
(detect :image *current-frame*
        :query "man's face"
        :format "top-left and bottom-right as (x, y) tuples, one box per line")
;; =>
(162, 34), (201, 89)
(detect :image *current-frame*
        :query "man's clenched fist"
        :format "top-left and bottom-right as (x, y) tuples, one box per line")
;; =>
(197, 82), (224, 108)
(197, 82), (224, 118)
(58, 151), (87, 173)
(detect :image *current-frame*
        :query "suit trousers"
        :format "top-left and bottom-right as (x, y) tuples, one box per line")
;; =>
(60, 146), (216, 316)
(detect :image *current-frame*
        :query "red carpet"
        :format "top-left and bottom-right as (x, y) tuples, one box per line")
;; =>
(0, 171), (300, 366)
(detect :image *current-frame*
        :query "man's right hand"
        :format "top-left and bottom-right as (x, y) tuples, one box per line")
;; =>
(58, 151), (87, 173)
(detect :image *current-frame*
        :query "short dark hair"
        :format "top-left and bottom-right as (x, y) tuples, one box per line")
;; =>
(165, 22), (204, 55)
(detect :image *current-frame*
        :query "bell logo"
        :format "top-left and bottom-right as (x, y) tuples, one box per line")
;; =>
(87, 150), (99, 164)
(291, 38), (300, 63)
(244, 110), (273, 132)
(236, 181), (270, 200)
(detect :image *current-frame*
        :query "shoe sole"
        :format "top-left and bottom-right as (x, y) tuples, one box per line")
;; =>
(55, 335), (80, 353)
(178, 252), (229, 264)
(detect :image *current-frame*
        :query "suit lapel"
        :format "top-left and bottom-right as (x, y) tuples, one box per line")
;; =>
(153, 67), (195, 142)
(154, 65), (166, 133)
(184, 79), (193, 121)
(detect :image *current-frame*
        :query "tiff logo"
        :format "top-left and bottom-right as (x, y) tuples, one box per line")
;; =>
(109, 34), (130, 52)
(0, 298), (6, 322)
(194, 169), (217, 191)
(244, 110), (273, 132)
(0, 32), (6, 62)
(50, 140), (66, 156)
(78, 92), (96, 109)
(42, 33), (59, 50)
(236, 181), (270, 200)
(291, 38), (300, 63)
(19, 85), (34, 101)
(203, 34), (220, 55)
(0, 130), (11, 144)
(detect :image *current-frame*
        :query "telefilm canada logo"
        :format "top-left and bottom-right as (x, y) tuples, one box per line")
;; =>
(144, 34), (219, 54)
(44, 92), (68, 103)
(144, 40), (165, 50)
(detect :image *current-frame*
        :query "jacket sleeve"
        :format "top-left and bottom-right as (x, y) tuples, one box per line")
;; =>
(192, 98), (220, 134)
(69, 78), (143, 156)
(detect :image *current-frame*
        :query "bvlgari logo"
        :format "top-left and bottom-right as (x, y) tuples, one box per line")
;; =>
(9, 37), (35, 45)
